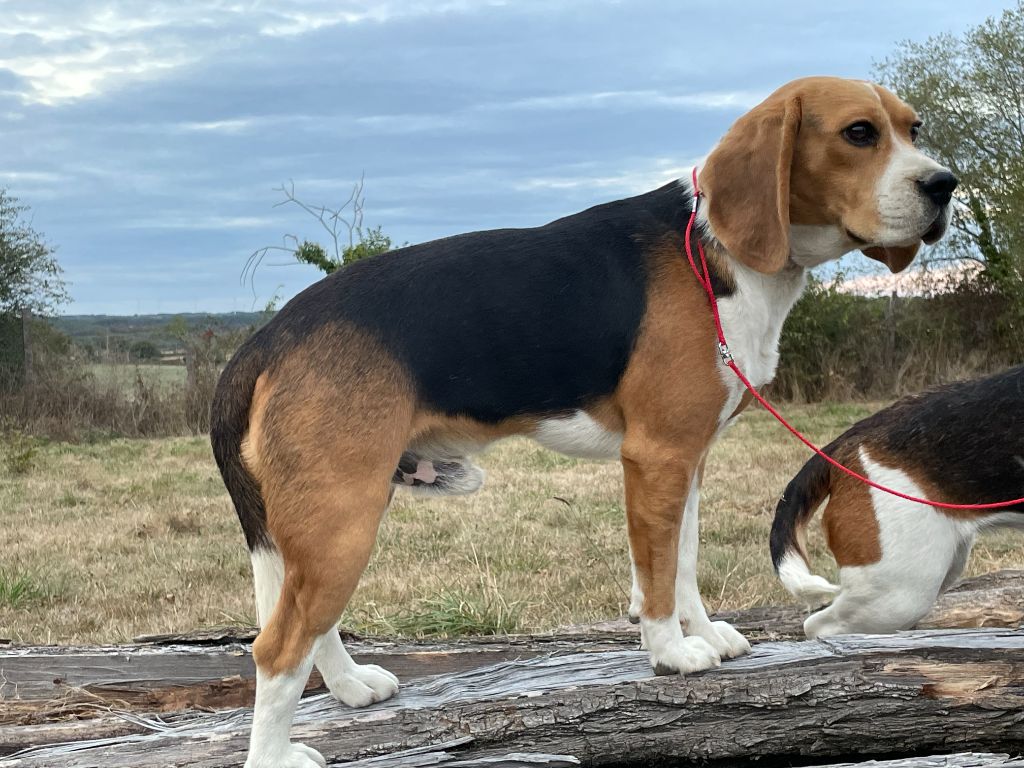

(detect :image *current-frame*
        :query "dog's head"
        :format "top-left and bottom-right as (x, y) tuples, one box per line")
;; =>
(700, 76), (956, 274)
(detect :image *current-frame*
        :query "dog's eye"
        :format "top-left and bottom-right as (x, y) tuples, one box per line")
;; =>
(842, 121), (878, 147)
(910, 122), (922, 143)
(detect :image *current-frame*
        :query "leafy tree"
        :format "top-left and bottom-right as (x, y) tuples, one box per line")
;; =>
(0, 189), (67, 314)
(876, 3), (1024, 309)
(294, 227), (392, 275)
(129, 340), (161, 361)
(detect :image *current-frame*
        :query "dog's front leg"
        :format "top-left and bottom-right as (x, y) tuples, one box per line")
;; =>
(627, 462), (749, 659)
(674, 464), (751, 659)
(622, 439), (720, 675)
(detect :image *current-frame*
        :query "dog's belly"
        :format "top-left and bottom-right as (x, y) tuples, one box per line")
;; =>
(534, 410), (623, 460)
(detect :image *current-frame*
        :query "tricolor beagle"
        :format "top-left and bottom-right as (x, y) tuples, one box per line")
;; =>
(771, 365), (1024, 639)
(211, 76), (956, 768)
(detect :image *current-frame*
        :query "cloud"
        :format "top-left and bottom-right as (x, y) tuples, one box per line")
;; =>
(513, 157), (706, 196)
(1, 0), (1011, 315)
(484, 89), (769, 114)
(119, 214), (288, 231)
(0, 170), (70, 184)
(0, 0), (569, 105)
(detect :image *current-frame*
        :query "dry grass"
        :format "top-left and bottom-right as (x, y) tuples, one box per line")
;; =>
(1, 402), (1021, 644)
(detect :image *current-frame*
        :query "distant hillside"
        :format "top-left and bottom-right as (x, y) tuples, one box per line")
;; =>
(53, 312), (271, 351)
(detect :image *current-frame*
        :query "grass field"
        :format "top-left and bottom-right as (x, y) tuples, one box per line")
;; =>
(1, 402), (1021, 644)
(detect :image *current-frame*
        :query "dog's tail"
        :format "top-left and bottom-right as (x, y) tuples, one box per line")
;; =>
(210, 339), (271, 552)
(770, 453), (840, 603)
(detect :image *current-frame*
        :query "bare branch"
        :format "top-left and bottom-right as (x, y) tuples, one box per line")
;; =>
(243, 176), (372, 290)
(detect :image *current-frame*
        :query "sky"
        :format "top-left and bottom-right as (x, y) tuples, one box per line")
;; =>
(2, 1), (1014, 315)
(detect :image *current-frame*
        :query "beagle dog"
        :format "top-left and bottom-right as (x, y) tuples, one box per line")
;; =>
(211, 76), (955, 768)
(771, 365), (1024, 639)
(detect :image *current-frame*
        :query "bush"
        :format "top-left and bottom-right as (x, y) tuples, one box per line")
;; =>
(130, 340), (161, 361)
(774, 274), (1023, 402)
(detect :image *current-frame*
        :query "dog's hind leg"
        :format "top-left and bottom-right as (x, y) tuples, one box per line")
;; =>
(250, 546), (398, 710)
(243, 365), (412, 768)
(313, 624), (398, 707)
(246, 468), (398, 768)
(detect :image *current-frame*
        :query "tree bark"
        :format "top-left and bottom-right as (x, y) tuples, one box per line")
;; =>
(2, 628), (1023, 768)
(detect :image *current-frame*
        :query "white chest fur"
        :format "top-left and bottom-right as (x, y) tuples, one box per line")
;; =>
(714, 261), (807, 424)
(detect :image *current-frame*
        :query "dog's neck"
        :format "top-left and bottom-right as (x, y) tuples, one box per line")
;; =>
(789, 224), (864, 268)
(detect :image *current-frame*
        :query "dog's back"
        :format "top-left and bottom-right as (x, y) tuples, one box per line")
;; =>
(771, 365), (1024, 636)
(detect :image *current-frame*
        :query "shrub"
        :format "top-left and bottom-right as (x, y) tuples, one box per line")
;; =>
(774, 273), (1023, 402)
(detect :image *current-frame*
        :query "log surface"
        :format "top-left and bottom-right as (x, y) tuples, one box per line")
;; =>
(2, 628), (1023, 768)
(4, 570), (1021, 729)
(2, 571), (1022, 765)
(818, 756), (1024, 768)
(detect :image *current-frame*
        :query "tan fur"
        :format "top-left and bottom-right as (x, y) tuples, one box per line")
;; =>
(583, 397), (627, 434)
(243, 325), (415, 676)
(241, 76), (934, 680)
(240, 372), (272, 479)
(817, 435), (988, 573)
(704, 77), (925, 275)
(701, 91), (800, 273)
(615, 240), (728, 619)
(409, 411), (538, 452)
(728, 389), (755, 422)
(862, 243), (921, 274)
(821, 455), (882, 567)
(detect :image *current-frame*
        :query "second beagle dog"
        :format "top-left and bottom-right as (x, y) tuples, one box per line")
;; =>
(211, 76), (955, 768)
(771, 365), (1024, 638)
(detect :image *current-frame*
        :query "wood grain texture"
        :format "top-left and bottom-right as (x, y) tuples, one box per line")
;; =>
(3, 628), (1023, 768)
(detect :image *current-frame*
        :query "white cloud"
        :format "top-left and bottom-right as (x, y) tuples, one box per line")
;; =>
(119, 214), (287, 231)
(0, 1), (520, 105)
(513, 156), (706, 196)
(484, 89), (769, 113)
(0, 170), (70, 184)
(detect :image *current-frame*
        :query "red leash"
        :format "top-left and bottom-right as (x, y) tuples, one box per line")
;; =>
(685, 167), (1024, 511)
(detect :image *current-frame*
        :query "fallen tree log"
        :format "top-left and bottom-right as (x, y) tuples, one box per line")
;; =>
(818, 755), (1024, 768)
(2, 628), (1023, 768)
(1, 571), (1021, 746)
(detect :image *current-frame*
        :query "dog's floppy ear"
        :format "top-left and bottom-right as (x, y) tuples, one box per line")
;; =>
(861, 243), (920, 274)
(700, 96), (801, 274)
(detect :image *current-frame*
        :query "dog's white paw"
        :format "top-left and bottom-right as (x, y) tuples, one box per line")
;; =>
(324, 663), (399, 708)
(649, 635), (721, 676)
(245, 742), (326, 768)
(627, 582), (643, 625)
(687, 620), (751, 660)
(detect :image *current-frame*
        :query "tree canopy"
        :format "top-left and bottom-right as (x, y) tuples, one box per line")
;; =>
(0, 189), (67, 314)
(876, 2), (1024, 305)
(295, 226), (392, 275)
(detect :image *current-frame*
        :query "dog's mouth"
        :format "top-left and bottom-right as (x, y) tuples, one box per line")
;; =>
(844, 227), (869, 246)
(847, 210), (948, 249)
(921, 212), (947, 245)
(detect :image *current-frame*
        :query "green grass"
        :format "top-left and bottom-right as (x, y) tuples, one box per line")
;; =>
(2, 432), (42, 476)
(362, 587), (521, 638)
(1, 404), (1021, 644)
(0, 569), (63, 609)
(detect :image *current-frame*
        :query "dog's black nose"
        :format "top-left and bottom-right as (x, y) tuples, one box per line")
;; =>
(917, 170), (958, 207)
